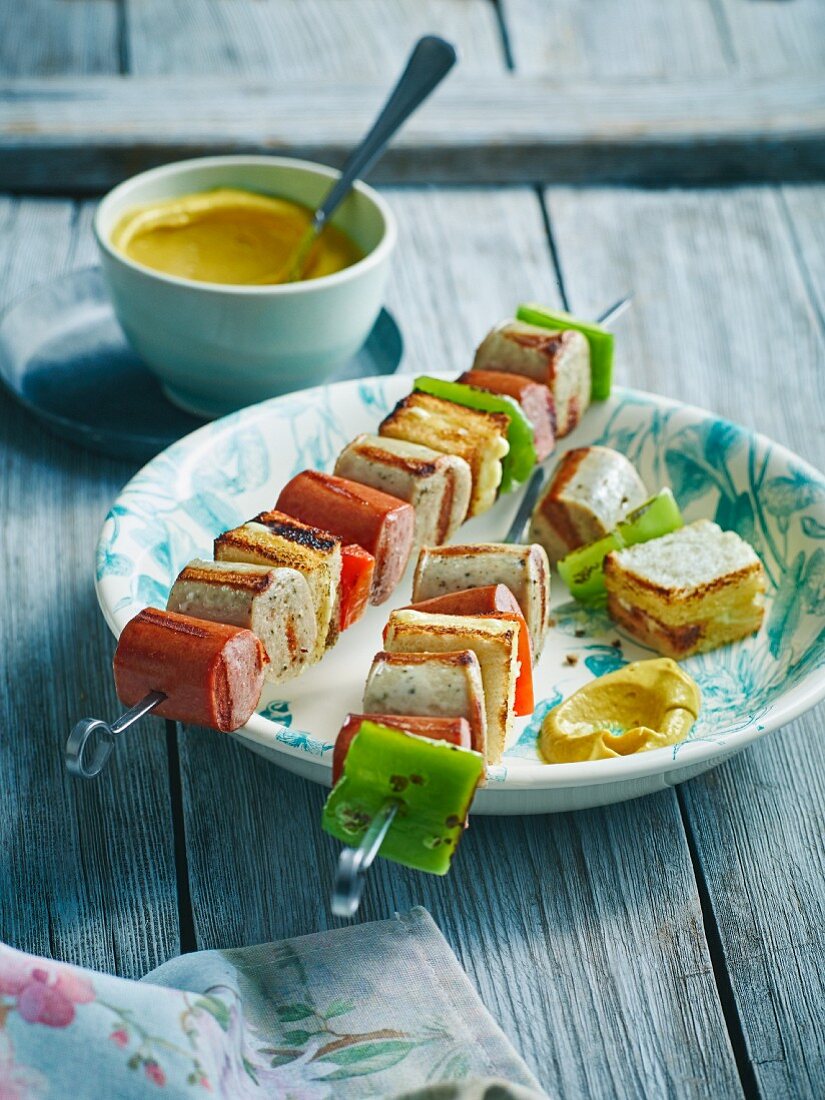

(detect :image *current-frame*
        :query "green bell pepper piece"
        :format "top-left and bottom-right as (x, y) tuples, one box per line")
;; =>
(557, 531), (623, 604)
(322, 720), (484, 875)
(413, 375), (536, 492)
(618, 487), (683, 547)
(516, 303), (614, 401)
(557, 489), (683, 603)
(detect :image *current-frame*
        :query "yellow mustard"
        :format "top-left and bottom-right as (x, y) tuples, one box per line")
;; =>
(110, 188), (363, 285)
(539, 658), (701, 764)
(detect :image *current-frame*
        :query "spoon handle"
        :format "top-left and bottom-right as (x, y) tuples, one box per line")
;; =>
(314, 35), (457, 232)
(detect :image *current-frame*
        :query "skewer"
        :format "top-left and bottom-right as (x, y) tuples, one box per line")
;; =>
(596, 294), (633, 328)
(330, 800), (400, 918)
(328, 293), (635, 912)
(502, 294), (632, 546)
(66, 691), (166, 778)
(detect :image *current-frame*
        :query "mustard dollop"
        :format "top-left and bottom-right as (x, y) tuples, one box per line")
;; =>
(539, 658), (701, 764)
(110, 188), (363, 285)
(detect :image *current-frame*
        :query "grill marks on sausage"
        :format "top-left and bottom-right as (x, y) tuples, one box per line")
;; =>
(175, 563), (274, 595)
(436, 466), (458, 544)
(538, 448), (590, 553)
(139, 606), (212, 640)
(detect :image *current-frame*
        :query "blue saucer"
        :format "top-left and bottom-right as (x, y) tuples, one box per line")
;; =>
(0, 267), (403, 462)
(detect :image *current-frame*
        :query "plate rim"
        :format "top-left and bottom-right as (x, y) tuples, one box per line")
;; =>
(95, 374), (825, 792)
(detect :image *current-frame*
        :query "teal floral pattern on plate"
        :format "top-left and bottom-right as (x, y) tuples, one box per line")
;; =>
(96, 377), (825, 813)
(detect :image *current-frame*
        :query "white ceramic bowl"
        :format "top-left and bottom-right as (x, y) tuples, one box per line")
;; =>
(94, 156), (396, 417)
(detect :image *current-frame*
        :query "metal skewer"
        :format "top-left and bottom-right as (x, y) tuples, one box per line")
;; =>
(331, 801), (400, 918)
(329, 293), (636, 912)
(503, 294), (633, 545)
(65, 691), (166, 778)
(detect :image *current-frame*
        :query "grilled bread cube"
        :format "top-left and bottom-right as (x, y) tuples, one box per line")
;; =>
(215, 510), (342, 661)
(530, 446), (648, 565)
(473, 320), (590, 437)
(383, 610), (519, 764)
(412, 543), (551, 660)
(379, 391), (509, 517)
(604, 520), (767, 658)
(335, 434), (472, 550)
(362, 649), (487, 759)
(167, 559), (317, 684)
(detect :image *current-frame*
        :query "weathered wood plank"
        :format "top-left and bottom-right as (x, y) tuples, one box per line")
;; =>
(547, 182), (825, 1094)
(177, 186), (742, 1097)
(718, 0), (825, 78)
(545, 185), (825, 469)
(384, 186), (562, 373)
(780, 184), (825, 333)
(500, 0), (730, 78)
(1, 74), (823, 192)
(0, 199), (180, 977)
(125, 0), (505, 77)
(0, 0), (120, 77)
(680, 713), (825, 1098)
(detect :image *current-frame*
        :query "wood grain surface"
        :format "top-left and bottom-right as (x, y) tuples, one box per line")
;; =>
(125, 0), (506, 78)
(0, 0), (120, 77)
(501, 0), (730, 78)
(1, 73), (823, 192)
(0, 199), (179, 978)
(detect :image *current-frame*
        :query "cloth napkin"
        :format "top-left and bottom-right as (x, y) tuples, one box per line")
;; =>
(0, 907), (545, 1099)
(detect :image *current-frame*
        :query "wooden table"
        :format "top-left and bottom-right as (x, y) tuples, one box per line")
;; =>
(1, 3), (823, 1097)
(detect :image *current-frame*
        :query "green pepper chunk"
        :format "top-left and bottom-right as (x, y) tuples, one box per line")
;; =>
(558, 489), (683, 603)
(516, 303), (614, 401)
(413, 375), (536, 492)
(322, 720), (484, 875)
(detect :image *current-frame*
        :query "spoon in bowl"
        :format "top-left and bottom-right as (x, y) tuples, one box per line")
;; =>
(281, 35), (457, 283)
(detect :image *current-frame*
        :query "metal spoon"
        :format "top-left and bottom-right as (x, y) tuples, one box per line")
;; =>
(283, 35), (457, 283)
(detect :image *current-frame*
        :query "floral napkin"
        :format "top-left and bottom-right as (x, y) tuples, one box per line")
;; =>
(0, 907), (544, 1099)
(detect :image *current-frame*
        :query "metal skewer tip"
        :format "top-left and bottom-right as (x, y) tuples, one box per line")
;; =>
(331, 800), (399, 918)
(65, 691), (166, 779)
(596, 294), (633, 328)
(504, 466), (547, 545)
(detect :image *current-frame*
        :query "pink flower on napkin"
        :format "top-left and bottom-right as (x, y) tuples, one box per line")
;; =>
(0, 951), (95, 1029)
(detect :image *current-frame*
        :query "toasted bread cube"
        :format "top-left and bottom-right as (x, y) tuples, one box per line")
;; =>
(363, 650), (487, 760)
(383, 610), (518, 764)
(412, 542), (551, 660)
(530, 446), (648, 565)
(335, 434), (472, 549)
(215, 511), (342, 661)
(379, 392), (509, 517)
(167, 559), (317, 684)
(604, 520), (767, 658)
(473, 320), (590, 437)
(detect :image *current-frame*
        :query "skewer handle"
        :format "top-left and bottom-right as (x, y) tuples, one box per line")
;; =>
(65, 691), (166, 779)
(331, 800), (399, 918)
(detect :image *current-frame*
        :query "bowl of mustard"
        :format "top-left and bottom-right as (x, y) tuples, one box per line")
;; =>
(94, 156), (396, 417)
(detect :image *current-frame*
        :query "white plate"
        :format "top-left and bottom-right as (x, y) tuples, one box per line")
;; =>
(96, 376), (825, 814)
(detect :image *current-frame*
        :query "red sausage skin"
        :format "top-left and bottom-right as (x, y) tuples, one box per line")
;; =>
(332, 713), (472, 785)
(458, 369), (556, 460)
(276, 470), (415, 605)
(113, 608), (267, 732)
